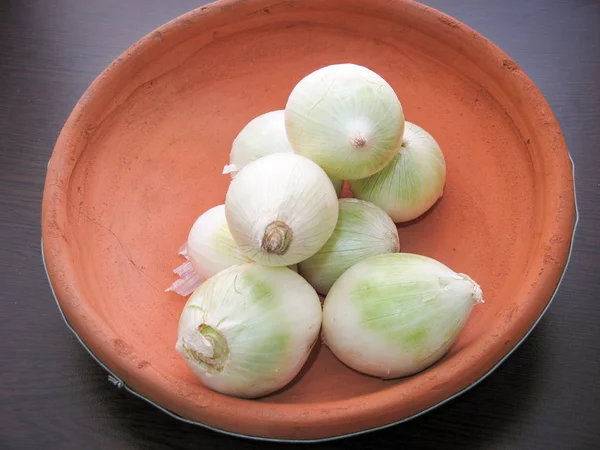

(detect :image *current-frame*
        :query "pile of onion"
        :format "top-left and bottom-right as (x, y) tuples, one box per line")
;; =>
(168, 63), (483, 399)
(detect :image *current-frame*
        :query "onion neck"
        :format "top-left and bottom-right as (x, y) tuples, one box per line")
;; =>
(261, 220), (293, 255)
(177, 324), (229, 373)
(457, 273), (484, 304)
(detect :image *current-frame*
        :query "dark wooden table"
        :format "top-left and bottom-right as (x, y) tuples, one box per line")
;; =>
(1, 0), (599, 448)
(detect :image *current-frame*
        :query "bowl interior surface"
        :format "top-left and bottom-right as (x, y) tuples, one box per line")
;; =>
(43, 0), (574, 441)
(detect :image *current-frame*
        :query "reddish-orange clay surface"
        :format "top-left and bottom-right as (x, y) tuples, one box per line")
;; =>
(42, 0), (575, 441)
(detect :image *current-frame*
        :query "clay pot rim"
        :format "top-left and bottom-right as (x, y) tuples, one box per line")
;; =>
(41, 0), (577, 441)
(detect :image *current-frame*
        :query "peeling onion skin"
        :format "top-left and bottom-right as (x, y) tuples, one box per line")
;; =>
(176, 263), (322, 398)
(187, 205), (253, 281)
(285, 63), (405, 180)
(322, 253), (483, 379)
(225, 153), (339, 266)
(349, 121), (446, 223)
(227, 110), (343, 196)
(166, 207), (299, 296)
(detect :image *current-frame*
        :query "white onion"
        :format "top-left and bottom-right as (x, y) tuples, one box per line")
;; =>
(166, 206), (299, 296)
(322, 253), (483, 378)
(285, 63), (405, 180)
(187, 205), (253, 280)
(349, 121), (446, 222)
(225, 110), (343, 196)
(176, 263), (322, 398)
(225, 153), (339, 266)
(298, 199), (399, 295)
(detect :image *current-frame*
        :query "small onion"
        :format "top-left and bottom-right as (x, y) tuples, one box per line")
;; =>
(225, 153), (339, 266)
(166, 207), (298, 296)
(285, 63), (405, 180)
(187, 204), (253, 280)
(322, 253), (483, 378)
(176, 263), (322, 398)
(298, 199), (399, 295)
(224, 110), (343, 196)
(349, 121), (446, 222)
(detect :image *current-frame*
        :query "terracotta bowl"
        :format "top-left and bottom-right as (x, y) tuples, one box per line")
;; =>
(41, 0), (576, 442)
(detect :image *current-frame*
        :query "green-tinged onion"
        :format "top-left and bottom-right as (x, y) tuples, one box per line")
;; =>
(225, 153), (339, 266)
(176, 263), (322, 398)
(223, 110), (343, 196)
(322, 253), (483, 378)
(349, 121), (446, 223)
(298, 199), (399, 295)
(285, 63), (405, 180)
